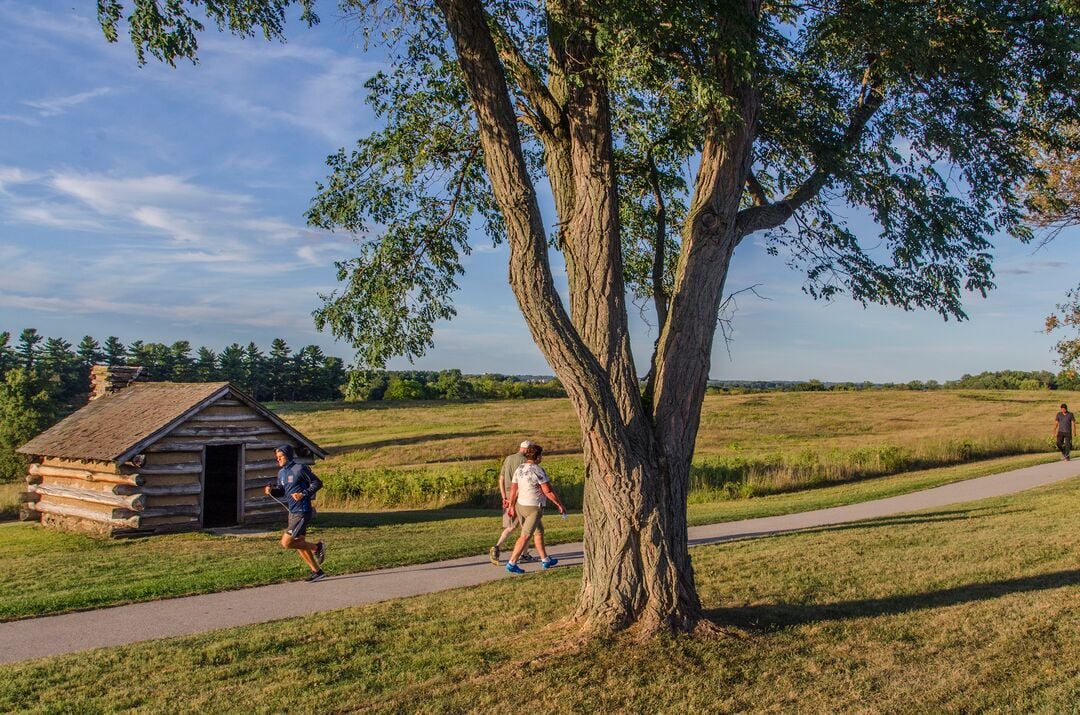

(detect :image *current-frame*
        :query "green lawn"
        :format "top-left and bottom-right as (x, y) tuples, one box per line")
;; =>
(0, 452), (1056, 621)
(2, 462), (1076, 712)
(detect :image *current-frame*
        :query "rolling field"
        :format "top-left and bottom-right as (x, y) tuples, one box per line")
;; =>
(275, 389), (1073, 508)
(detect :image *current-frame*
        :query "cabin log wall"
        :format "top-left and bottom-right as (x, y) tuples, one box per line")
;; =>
(24, 390), (319, 537)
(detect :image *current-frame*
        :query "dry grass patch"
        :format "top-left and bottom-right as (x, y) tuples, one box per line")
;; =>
(279, 390), (1074, 509)
(0, 482), (21, 520)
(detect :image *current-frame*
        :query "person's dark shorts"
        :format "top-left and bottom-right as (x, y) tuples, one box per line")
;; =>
(286, 511), (313, 537)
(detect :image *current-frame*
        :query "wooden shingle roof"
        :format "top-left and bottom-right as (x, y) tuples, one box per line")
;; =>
(18, 382), (326, 463)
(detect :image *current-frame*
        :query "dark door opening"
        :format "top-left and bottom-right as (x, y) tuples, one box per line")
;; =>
(203, 445), (241, 527)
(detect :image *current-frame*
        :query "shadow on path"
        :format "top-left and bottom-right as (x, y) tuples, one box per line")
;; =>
(706, 568), (1080, 633)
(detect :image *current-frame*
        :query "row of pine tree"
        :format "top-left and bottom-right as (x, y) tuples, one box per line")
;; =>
(0, 328), (345, 405)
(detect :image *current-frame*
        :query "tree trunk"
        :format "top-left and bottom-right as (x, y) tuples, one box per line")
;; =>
(438, 0), (709, 636)
(574, 431), (703, 634)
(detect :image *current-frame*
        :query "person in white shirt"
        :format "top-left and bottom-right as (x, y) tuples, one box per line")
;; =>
(505, 443), (566, 573)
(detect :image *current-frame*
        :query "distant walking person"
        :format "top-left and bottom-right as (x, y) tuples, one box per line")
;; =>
(265, 444), (326, 581)
(490, 440), (534, 564)
(505, 443), (566, 574)
(1053, 403), (1076, 461)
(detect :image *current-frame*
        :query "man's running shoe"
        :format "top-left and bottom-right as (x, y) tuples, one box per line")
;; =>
(489, 545), (500, 565)
(505, 562), (525, 575)
(541, 557), (558, 569)
(306, 570), (326, 582)
(519, 552), (536, 563)
(314, 541), (325, 565)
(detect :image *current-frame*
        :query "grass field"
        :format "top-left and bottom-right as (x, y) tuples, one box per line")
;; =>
(277, 389), (1072, 508)
(0, 452), (1057, 621)
(2, 467), (1077, 712)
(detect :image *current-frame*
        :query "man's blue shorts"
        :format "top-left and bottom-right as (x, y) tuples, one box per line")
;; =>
(286, 511), (313, 537)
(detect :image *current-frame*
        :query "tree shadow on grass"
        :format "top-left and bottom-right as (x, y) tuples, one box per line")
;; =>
(784, 505), (1026, 538)
(688, 506), (1022, 548)
(315, 507), (494, 529)
(705, 568), (1080, 634)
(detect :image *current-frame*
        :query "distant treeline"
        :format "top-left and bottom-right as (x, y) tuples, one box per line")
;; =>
(1, 327), (1073, 409)
(0, 328), (566, 408)
(342, 370), (566, 402)
(708, 369), (1080, 394)
(0, 329), (346, 404)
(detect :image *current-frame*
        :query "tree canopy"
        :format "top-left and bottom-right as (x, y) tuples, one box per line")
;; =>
(99, 0), (1079, 635)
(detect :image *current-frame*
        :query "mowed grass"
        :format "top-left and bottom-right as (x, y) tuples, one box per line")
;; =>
(278, 390), (1073, 508)
(2, 474), (1077, 712)
(0, 452), (1057, 622)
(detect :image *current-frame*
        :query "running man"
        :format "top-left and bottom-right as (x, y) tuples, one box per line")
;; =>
(265, 444), (326, 581)
(505, 443), (566, 574)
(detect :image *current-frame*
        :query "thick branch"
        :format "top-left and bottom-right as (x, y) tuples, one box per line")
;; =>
(647, 150), (670, 330)
(736, 80), (884, 238)
(434, 0), (627, 420)
(490, 18), (564, 137)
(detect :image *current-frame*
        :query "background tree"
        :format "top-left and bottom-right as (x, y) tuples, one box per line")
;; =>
(103, 336), (126, 366)
(76, 335), (103, 394)
(1025, 125), (1079, 237)
(218, 343), (247, 385)
(17, 328), (42, 370)
(1046, 287), (1080, 376)
(243, 342), (266, 398)
(194, 346), (219, 382)
(41, 337), (83, 404)
(0, 332), (16, 379)
(126, 340), (147, 369)
(170, 341), (196, 381)
(293, 345), (327, 399)
(0, 368), (57, 482)
(99, 0), (1078, 636)
(267, 338), (293, 400)
(76, 335), (102, 368)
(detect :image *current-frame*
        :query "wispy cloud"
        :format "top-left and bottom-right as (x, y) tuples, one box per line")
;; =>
(22, 87), (112, 117)
(0, 167), (352, 274)
(998, 260), (1069, 275)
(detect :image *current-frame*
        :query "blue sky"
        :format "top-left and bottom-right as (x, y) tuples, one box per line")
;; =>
(1, 2), (1076, 383)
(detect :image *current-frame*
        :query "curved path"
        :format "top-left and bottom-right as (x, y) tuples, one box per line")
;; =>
(1, 459), (1076, 665)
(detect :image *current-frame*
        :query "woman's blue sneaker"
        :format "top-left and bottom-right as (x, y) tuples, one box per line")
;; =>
(541, 557), (558, 569)
(505, 562), (525, 574)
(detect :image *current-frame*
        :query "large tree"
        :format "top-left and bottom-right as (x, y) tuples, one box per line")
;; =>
(100, 0), (1078, 634)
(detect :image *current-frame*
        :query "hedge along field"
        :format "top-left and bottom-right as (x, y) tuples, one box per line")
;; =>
(275, 389), (1075, 510)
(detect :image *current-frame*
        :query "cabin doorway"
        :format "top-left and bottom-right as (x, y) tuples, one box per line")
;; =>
(203, 445), (241, 527)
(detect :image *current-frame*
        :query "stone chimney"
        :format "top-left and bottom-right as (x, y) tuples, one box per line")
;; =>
(89, 365), (148, 400)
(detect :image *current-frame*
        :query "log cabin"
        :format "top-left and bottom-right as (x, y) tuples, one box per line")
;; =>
(16, 366), (327, 537)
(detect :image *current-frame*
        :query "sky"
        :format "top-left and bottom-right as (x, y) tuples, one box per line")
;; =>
(0, 2), (1077, 384)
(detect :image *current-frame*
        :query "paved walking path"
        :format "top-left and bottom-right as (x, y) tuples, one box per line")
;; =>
(1, 459), (1076, 665)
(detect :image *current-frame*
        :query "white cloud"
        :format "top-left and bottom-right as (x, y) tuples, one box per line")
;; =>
(0, 167), (342, 279)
